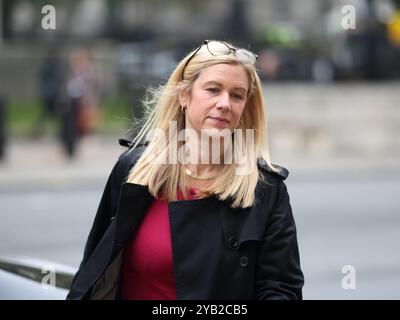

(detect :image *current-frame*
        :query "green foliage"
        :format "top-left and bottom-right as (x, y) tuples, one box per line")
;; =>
(6, 97), (136, 137)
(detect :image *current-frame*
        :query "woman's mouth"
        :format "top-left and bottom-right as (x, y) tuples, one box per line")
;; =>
(208, 117), (230, 127)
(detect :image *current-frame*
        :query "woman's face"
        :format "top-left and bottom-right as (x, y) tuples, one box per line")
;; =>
(179, 63), (249, 135)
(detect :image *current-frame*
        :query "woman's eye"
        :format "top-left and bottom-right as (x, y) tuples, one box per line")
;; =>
(207, 88), (219, 93)
(233, 93), (244, 100)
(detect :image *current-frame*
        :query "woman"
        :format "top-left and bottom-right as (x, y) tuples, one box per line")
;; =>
(67, 40), (304, 300)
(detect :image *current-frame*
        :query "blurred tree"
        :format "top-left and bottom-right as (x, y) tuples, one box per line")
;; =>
(1, 0), (14, 39)
(225, 0), (249, 46)
(0, 96), (5, 160)
(105, 0), (118, 38)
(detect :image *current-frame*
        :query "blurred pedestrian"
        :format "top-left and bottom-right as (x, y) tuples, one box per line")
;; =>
(67, 40), (304, 300)
(257, 48), (280, 80)
(66, 48), (103, 137)
(32, 46), (64, 138)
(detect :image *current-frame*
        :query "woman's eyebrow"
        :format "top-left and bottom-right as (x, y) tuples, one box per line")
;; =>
(203, 80), (223, 86)
(203, 80), (247, 92)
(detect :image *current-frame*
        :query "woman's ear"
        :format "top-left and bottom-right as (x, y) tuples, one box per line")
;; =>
(178, 90), (189, 107)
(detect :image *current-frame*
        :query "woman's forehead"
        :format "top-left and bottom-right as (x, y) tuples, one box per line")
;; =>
(196, 64), (249, 89)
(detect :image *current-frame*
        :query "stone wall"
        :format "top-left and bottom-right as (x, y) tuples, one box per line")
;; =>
(265, 82), (400, 158)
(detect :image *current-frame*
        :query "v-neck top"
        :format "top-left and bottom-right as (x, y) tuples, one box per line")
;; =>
(121, 187), (198, 300)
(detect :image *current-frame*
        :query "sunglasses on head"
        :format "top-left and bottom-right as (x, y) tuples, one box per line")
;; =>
(181, 40), (258, 81)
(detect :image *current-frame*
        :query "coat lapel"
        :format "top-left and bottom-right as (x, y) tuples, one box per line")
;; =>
(113, 182), (154, 249)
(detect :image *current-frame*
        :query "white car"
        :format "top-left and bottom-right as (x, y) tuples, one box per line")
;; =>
(0, 255), (77, 300)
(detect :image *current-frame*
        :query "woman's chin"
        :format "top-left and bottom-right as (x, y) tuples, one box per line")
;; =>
(200, 125), (232, 137)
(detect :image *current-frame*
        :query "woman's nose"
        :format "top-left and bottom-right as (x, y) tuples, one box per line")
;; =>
(216, 91), (231, 110)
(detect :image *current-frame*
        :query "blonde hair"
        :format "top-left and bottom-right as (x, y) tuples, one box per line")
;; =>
(126, 41), (277, 208)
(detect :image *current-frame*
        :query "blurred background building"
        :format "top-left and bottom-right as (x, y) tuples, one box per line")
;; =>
(1, 0), (400, 95)
(0, 0), (399, 299)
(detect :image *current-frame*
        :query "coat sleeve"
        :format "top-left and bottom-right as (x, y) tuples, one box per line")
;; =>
(255, 181), (304, 300)
(69, 149), (130, 289)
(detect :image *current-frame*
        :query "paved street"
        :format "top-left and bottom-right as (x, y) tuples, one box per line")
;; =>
(289, 178), (400, 299)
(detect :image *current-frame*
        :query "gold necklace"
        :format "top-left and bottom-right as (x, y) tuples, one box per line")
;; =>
(184, 167), (219, 180)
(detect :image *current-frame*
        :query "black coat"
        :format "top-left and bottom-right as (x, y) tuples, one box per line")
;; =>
(66, 140), (304, 300)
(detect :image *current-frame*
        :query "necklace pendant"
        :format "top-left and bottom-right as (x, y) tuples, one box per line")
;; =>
(184, 167), (217, 180)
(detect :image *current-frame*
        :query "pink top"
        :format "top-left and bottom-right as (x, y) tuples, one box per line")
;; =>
(121, 188), (198, 300)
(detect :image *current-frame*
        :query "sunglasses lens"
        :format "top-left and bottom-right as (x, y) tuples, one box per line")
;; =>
(207, 41), (231, 56)
(235, 49), (257, 65)
(182, 40), (257, 80)
(207, 41), (256, 64)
